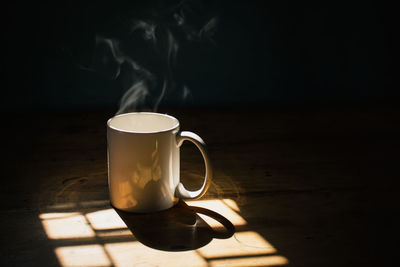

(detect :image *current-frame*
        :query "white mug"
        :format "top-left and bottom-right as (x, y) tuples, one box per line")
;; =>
(107, 112), (212, 212)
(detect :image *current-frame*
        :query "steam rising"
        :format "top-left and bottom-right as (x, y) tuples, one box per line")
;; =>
(92, 0), (218, 114)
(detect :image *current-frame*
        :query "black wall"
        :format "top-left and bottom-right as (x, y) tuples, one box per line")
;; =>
(2, 1), (396, 110)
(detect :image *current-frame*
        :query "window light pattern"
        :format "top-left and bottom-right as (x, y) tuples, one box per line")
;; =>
(40, 199), (289, 267)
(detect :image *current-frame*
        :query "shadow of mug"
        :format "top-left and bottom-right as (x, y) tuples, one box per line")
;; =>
(114, 200), (235, 251)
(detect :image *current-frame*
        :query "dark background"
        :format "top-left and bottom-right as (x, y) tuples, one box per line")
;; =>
(2, 0), (397, 110)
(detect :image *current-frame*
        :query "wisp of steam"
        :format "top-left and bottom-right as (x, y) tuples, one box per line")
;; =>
(91, 0), (218, 114)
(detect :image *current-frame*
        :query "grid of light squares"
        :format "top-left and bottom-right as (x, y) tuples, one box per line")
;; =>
(40, 199), (289, 267)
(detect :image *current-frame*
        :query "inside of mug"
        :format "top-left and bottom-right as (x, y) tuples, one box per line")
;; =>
(108, 112), (179, 133)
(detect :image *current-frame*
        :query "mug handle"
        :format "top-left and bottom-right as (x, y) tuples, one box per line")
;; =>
(175, 131), (213, 199)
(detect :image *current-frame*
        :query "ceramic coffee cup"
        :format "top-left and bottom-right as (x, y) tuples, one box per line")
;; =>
(107, 112), (212, 212)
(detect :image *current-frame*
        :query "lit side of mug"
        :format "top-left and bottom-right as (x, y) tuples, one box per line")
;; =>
(107, 112), (212, 213)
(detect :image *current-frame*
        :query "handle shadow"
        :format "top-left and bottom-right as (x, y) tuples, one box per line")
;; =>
(114, 199), (235, 251)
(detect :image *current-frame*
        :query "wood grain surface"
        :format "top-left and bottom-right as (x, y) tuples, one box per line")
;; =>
(1, 105), (399, 266)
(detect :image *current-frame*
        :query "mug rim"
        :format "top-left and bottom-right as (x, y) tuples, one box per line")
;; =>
(107, 112), (180, 134)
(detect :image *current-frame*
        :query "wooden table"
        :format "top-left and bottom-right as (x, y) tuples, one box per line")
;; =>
(1, 105), (399, 266)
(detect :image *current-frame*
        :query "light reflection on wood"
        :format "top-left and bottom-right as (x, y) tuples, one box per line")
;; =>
(55, 244), (112, 267)
(186, 199), (247, 227)
(86, 208), (127, 230)
(41, 198), (289, 267)
(198, 231), (277, 258)
(222, 199), (241, 212)
(104, 241), (207, 267)
(41, 212), (95, 239)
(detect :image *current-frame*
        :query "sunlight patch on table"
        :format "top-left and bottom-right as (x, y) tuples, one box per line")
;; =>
(41, 212), (95, 239)
(104, 241), (207, 267)
(55, 244), (111, 267)
(198, 231), (277, 258)
(222, 198), (241, 212)
(86, 208), (127, 230)
(40, 199), (289, 266)
(186, 199), (247, 227)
